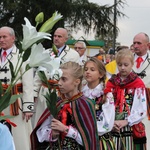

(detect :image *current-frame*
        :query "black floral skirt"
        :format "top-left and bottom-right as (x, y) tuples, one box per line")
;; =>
(37, 137), (83, 150)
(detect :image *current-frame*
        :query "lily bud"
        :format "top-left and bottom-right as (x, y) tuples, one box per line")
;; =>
(35, 12), (44, 27)
(52, 44), (58, 56)
(39, 11), (63, 33)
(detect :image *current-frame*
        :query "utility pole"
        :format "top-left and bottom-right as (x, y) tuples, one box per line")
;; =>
(113, 0), (117, 52)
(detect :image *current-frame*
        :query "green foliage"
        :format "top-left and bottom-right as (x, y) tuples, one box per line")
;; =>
(38, 71), (48, 85)
(17, 41), (24, 54)
(8, 60), (15, 82)
(22, 47), (31, 62)
(0, 11), (61, 122)
(9, 94), (23, 105)
(44, 89), (58, 118)
(0, 90), (11, 112)
(0, 0), (126, 41)
(25, 64), (31, 71)
(0, 80), (23, 112)
(52, 44), (58, 56)
(0, 115), (14, 121)
(39, 11), (62, 33)
(0, 81), (4, 97)
(38, 71), (58, 118)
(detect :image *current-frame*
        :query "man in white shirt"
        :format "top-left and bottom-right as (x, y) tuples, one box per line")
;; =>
(53, 28), (80, 63)
(33, 28), (80, 126)
(0, 26), (34, 150)
(132, 32), (150, 148)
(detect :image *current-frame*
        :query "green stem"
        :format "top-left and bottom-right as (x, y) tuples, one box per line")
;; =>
(45, 145), (50, 150)
(5, 62), (30, 93)
(13, 52), (23, 76)
(58, 137), (61, 150)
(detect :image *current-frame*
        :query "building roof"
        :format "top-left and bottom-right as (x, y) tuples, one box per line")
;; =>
(66, 39), (105, 47)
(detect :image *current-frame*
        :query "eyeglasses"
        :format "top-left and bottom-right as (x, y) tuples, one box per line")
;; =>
(74, 47), (84, 50)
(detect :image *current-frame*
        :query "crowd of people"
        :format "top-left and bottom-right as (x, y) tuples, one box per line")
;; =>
(0, 26), (150, 150)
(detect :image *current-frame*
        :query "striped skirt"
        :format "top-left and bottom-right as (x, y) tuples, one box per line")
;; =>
(99, 133), (115, 150)
(111, 126), (147, 150)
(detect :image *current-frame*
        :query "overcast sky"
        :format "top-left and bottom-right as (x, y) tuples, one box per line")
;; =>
(73, 0), (150, 47)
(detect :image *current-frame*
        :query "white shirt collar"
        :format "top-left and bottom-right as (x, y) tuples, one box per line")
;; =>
(1, 46), (13, 55)
(134, 53), (148, 61)
(82, 83), (104, 99)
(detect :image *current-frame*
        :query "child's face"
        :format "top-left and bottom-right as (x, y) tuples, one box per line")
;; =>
(117, 56), (133, 79)
(58, 69), (79, 96)
(84, 61), (103, 85)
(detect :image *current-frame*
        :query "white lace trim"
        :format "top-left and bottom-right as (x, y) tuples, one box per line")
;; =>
(82, 83), (104, 99)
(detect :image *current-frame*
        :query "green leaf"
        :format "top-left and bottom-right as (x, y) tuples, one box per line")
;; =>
(8, 60), (15, 81)
(43, 92), (51, 101)
(46, 98), (51, 110)
(38, 71), (48, 84)
(52, 44), (58, 56)
(0, 91), (22, 112)
(9, 94), (23, 105)
(25, 64), (31, 71)
(0, 91), (11, 112)
(0, 115), (15, 121)
(22, 48), (31, 62)
(0, 80), (3, 99)
(16, 40), (24, 54)
(43, 92), (51, 110)
(49, 90), (58, 118)
(43, 89), (58, 118)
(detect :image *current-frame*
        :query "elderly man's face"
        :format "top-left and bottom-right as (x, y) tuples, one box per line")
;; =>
(74, 43), (86, 57)
(0, 28), (15, 50)
(133, 34), (149, 56)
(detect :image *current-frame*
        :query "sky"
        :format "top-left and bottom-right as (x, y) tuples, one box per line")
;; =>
(73, 0), (150, 47)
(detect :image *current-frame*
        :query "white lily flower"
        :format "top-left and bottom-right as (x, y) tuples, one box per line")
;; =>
(29, 43), (52, 68)
(22, 17), (51, 50)
(42, 57), (61, 73)
(29, 43), (61, 74)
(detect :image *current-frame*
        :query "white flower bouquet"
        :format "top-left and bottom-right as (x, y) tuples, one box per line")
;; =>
(0, 11), (63, 120)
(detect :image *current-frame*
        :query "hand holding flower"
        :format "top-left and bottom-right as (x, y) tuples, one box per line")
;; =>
(51, 118), (68, 133)
(51, 129), (60, 140)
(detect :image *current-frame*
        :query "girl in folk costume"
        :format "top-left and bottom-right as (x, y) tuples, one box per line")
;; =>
(82, 57), (115, 149)
(104, 49), (147, 150)
(31, 61), (99, 150)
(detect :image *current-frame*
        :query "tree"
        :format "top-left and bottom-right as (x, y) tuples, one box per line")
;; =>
(95, 0), (126, 50)
(0, 0), (126, 45)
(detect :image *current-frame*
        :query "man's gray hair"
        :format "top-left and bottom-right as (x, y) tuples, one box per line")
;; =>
(75, 41), (86, 49)
(0, 26), (15, 36)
